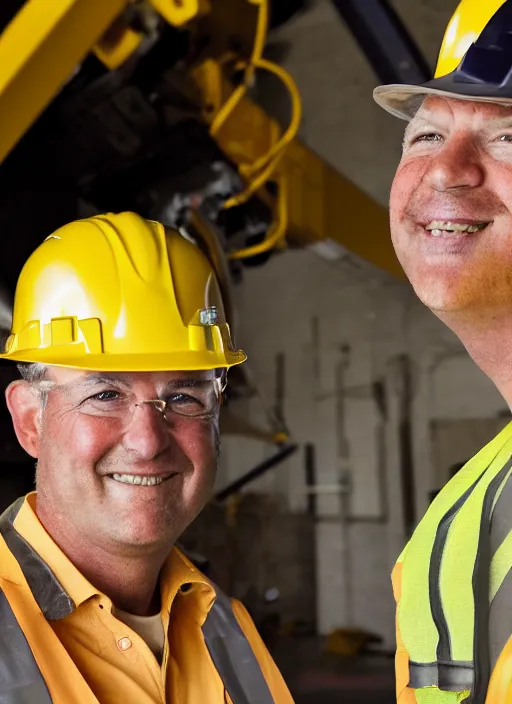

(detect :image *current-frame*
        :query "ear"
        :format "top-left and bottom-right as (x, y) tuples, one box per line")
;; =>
(5, 380), (42, 458)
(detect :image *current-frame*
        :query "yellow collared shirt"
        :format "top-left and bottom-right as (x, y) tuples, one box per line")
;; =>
(13, 494), (293, 704)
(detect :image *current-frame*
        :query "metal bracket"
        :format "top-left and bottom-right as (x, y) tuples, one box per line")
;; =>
(148, 0), (207, 28)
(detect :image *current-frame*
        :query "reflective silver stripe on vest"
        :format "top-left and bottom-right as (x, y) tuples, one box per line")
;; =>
(0, 499), (275, 704)
(0, 590), (52, 704)
(472, 459), (512, 704)
(409, 661), (473, 692)
(203, 589), (275, 704)
(489, 568), (512, 675)
(0, 584), (275, 704)
(489, 472), (512, 672)
(410, 458), (512, 701)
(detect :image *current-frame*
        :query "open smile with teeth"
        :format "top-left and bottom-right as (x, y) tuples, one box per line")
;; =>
(425, 221), (490, 237)
(110, 473), (174, 486)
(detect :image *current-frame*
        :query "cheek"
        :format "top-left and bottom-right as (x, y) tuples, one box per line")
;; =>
(391, 154), (429, 209)
(175, 420), (218, 473)
(43, 413), (118, 465)
(491, 173), (512, 215)
(390, 161), (415, 220)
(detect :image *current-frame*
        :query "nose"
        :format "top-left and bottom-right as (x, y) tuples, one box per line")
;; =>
(122, 402), (172, 460)
(426, 134), (485, 193)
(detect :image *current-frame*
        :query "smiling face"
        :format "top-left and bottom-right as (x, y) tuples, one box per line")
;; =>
(6, 367), (221, 556)
(390, 96), (512, 317)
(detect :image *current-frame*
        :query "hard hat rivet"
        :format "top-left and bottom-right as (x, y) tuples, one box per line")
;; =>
(200, 306), (218, 326)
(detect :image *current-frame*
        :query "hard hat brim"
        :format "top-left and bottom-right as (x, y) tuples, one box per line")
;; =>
(373, 77), (512, 121)
(0, 349), (247, 372)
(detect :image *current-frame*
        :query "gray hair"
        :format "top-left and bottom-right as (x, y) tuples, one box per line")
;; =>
(17, 363), (51, 412)
(17, 362), (48, 383)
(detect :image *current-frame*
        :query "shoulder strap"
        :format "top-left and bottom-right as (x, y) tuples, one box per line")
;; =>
(0, 589), (52, 704)
(202, 587), (275, 704)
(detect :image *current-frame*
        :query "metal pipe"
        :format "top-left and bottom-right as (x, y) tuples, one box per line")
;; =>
(331, 0), (431, 85)
(304, 443), (316, 517)
(215, 443), (298, 501)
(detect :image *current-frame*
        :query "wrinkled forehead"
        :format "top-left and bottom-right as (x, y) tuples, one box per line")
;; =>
(409, 95), (512, 129)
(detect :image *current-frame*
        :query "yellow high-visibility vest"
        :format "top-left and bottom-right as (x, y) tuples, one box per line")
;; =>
(395, 421), (512, 703)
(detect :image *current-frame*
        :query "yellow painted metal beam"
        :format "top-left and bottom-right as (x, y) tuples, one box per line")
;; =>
(208, 82), (404, 279)
(0, 0), (126, 166)
(148, 0), (209, 27)
(281, 139), (405, 279)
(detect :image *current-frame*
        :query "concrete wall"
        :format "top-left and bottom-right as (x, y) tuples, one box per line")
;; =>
(219, 252), (508, 647)
(216, 1), (511, 648)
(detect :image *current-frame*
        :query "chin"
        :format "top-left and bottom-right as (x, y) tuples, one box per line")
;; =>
(135, 535), (173, 549)
(114, 528), (177, 551)
(415, 288), (461, 314)
(407, 268), (473, 314)
(109, 514), (182, 551)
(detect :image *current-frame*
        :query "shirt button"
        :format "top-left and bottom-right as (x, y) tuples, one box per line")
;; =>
(117, 637), (132, 651)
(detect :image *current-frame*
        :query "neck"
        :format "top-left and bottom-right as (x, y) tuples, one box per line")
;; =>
(435, 307), (512, 408)
(36, 503), (168, 616)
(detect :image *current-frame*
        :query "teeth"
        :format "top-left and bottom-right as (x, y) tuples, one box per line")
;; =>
(426, 220), (488, 234)
(111, 473), (164, 486)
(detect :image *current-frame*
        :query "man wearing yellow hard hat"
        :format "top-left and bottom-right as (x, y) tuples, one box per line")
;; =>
(374, 1), (512, 703)
(0, 211), (293, 703)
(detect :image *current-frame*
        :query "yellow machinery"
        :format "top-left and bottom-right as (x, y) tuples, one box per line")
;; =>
(0, 0), (402, 284)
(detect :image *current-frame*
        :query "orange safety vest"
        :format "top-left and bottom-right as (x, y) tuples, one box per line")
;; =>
(0, 498), (275, 704)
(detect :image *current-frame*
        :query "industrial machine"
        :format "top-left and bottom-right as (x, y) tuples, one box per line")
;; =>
(0, 0), (431, 301)
(0, 0), (436, 452)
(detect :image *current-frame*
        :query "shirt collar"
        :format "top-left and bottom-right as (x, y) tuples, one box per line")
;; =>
(161, 547), (216, 625)
(13, 492), (98, 609)
(8, 493), (216, 623)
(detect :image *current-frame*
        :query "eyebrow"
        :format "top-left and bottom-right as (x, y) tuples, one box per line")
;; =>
(405, 113), (512, 142)
(485, 117), (512, 130)
(81, 374), (131, 388)
(403, 116), (437, 142)
(163, 379), (213, 391)
(79, 375), (213, 390)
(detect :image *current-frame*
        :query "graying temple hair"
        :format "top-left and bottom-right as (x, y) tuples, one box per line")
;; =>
(17, 362), (48, 383)
(16, 363), (50, 417)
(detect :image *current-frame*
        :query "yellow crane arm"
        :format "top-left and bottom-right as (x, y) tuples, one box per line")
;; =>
(0, 0), (125, 168)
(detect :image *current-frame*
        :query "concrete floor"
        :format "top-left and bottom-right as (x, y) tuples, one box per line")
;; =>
(272, 637), (396, 704)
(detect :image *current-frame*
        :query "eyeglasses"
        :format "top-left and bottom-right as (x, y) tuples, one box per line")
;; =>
(35, 376), (223, 424)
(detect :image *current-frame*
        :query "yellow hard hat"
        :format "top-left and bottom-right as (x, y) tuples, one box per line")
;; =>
(1, 212), (246, 372)
(374, 0), (512, 120)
